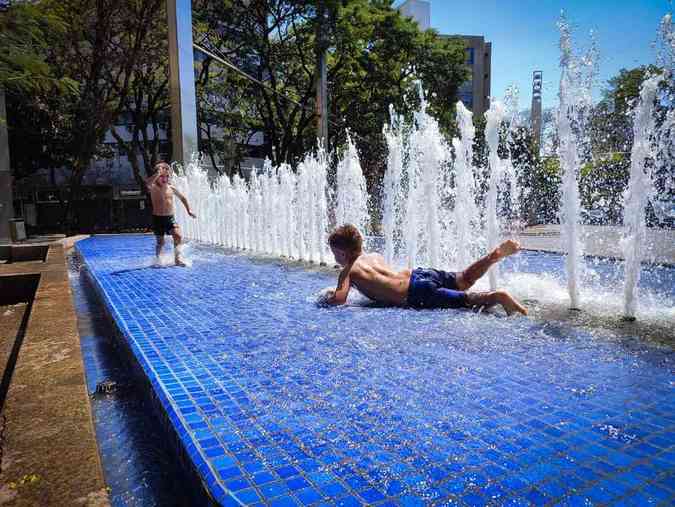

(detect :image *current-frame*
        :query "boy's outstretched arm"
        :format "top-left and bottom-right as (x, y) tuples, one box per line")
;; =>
(172, 186), (197, 218)
(327, 266), (351, 305)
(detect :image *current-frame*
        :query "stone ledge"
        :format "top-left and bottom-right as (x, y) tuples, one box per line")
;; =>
(0, 243), (109, 507)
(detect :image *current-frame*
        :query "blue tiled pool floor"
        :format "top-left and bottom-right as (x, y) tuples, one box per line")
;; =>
(77, 235), (675, 506)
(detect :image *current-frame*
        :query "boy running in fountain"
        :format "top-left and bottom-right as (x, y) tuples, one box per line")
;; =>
(145, 161), (197, 267)
(324, 224), (527, 315)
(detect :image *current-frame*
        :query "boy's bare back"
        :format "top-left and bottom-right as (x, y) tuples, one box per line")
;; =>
(347, 254), (411, 306)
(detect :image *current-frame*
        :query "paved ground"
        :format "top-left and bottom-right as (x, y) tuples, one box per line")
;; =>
(518, 225), (675, 265)
(0, 243), (109, 506)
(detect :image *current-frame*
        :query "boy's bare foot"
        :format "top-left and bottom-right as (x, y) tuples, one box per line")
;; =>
(468, 290), (528, 316)
(498, 291), (528, 316)
(493, 239), (521, 260)
(175, 257), (187, 267)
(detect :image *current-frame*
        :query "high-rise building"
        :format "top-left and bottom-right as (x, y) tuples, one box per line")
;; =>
(531, 70), (543, 152)
(397, 0), (492, 116)
(452, 35), (492, 116)
(398, 0), (431, 30)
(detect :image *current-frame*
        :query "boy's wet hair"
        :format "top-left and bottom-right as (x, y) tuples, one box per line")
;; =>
(328, 224), (363, 254)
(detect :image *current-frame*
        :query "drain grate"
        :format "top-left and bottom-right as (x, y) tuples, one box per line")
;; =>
(94, 380), (118, 395)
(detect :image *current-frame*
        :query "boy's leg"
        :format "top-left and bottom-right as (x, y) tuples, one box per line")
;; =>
(155, 235), (164, 259)
(456, 239), (521, 290)
(466, 290), (527, 316)
(171, 226), (186, 266)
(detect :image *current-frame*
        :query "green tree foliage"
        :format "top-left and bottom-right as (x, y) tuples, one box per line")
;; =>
(0, 2), (78, 94)
(194, 0), (468, 188)
(579, 152), (628, 224)
(110, 3), (171, 189)
(327, 0), (467, 195)
(529, 156), (561, 224)
(195, 59), (255, 176)
(7, 0), (468, 230)
(5, 0), (165, 228)
(5, 92), (74, 180)
(56, 0), (165, 206)
(582, 64), (673, 224)
(194, 0), (321, 169)
(589, 64), (663, 157)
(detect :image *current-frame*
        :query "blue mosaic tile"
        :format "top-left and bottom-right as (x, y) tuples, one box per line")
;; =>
(261, 481), (290, 499)
(462, 492), (487, 506)
(76, 236), (675, 506)
(234, 488), (261, 504)
(322, 482), (347, 498)
(269, 496), (299, 507)
(295, 487), (323, 505)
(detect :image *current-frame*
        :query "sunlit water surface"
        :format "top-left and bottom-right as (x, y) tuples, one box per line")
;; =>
(76, 235), (675, 506)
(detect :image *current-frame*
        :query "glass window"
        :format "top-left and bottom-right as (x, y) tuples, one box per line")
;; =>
(466, 48), (475, 65)
(459, 80), (473, 93)
(459, 91), (473, 109)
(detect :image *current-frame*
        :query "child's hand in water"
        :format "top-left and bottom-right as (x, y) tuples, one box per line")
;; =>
(316, 287), (335, 307)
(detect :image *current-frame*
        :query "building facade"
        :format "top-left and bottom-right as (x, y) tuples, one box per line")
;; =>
(397, 0), (492, 116)
(398, 0), (431, 30)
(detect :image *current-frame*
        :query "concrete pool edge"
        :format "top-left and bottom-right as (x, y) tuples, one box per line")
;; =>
(74, 239), (238, 506)
(0, 242), (109, 506)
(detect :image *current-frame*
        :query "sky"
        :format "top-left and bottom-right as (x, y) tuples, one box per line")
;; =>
(412, 0), (671, 110)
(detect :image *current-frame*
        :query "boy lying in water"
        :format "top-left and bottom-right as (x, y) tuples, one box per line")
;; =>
(324, 224), (527, 315)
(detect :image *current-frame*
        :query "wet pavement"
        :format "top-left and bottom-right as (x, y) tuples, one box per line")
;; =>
(517, 225), (675, 265)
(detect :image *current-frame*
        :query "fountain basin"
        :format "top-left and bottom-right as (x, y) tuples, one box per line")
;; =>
(76, 235), (675, 506)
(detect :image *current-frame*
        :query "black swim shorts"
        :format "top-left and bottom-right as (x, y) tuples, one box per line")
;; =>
(152, 214), (178, 236)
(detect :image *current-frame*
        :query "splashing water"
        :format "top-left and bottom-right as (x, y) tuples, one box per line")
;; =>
(623, 77), (666, 319)
(173, 149), (335, 264)
(381, 84), (455, 269)
(503, 86), (524, 231)
(485, 101), (507, 290)
(452, 102), (481, 270)
(336, 136), (370, 236)
(657, 13), (674, 73)
(556, 15), (598, 309)
(409, 84), (448, 268)
(170, 13), (673, 327)
(382, 105), (407, 265)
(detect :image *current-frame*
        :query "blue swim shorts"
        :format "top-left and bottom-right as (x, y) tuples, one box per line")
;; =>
(407, 268), (468, 309)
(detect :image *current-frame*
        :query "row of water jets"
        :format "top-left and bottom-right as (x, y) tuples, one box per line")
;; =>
(175, 14), (674, 321)
(177, 149), (332, 264)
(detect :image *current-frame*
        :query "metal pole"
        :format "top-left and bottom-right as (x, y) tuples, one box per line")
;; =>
(316, 51), (328, 144)
(315, 3), (329, 145)
(0, 87), (12, 243)
(167, 0), (199, 167)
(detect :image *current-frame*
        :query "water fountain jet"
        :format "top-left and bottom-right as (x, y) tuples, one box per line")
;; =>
(556, 16), (598, 310)
(485, 101), (507, 290)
